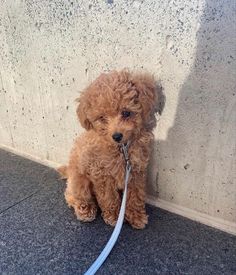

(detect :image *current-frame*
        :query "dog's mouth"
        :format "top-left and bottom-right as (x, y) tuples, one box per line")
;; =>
(118, 142), (127, 148)
(118, 140), (131, 151)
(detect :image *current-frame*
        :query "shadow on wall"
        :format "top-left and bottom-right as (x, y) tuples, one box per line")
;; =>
(149, 0), (236, 220)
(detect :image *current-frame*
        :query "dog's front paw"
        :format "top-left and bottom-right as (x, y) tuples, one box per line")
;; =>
(65, 191), (97, 222)
(102, 210), (119, 227)
(125, 209), (148, 229)
(75, 203), (97, 222)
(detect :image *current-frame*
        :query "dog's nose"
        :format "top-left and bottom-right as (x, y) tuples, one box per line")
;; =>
(112, 132), (123, 143)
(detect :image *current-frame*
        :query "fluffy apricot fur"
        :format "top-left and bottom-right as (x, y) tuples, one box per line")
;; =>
(58, 70), (159, 229)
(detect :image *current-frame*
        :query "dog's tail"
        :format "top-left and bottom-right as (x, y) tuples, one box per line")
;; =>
(57, 165), (68, 180)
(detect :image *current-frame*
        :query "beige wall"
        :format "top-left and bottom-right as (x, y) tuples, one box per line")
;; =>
(0, 0), (235, 233)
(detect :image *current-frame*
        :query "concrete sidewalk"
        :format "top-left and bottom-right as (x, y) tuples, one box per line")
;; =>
(0, 149), (235, 275)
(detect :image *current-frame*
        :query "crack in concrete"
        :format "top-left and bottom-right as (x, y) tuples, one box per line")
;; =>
(0, 189), (41, 215)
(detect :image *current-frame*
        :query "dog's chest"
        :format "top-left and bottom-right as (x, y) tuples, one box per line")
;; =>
(86, 150), (126, 187)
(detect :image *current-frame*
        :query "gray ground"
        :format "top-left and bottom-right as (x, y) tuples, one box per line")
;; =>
(0, 149), (235, 275)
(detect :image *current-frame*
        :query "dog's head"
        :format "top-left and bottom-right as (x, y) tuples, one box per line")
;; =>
(76, 70), (159, 144)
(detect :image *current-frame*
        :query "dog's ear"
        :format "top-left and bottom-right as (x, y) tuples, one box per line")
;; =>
(76, 93), (93, 130)
(132, 73), (159, 130)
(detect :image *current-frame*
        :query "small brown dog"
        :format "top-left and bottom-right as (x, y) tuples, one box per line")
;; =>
(58, 70), (159, 229)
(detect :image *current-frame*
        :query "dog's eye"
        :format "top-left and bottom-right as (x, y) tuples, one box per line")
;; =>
(121, 110), (132, 119)
(97, 116), (107, 123)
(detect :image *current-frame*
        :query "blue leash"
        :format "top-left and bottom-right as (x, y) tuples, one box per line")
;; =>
(84, 143), (131, 275)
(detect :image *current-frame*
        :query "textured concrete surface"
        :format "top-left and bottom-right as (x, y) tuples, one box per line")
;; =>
(1, 149), (236, 275)
(0, 0), (236, 228)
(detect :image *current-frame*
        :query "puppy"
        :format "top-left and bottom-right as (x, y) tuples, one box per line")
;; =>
(58, 70), (159, 229)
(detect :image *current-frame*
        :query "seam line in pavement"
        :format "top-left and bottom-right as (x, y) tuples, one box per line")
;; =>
(0, 189), (41, 215)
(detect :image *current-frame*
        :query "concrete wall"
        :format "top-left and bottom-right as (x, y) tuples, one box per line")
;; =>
(0, 0), (235, 233)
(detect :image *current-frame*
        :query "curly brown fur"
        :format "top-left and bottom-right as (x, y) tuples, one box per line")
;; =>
(58, 70), (159, 229)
